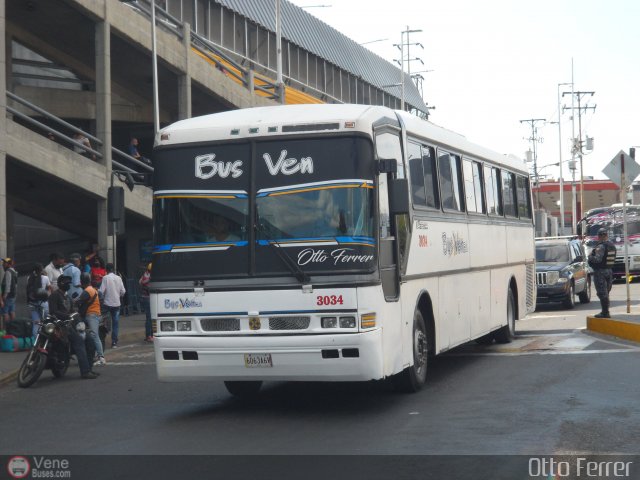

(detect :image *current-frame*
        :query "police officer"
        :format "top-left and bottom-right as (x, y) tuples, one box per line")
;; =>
(588, 227), (616, 318)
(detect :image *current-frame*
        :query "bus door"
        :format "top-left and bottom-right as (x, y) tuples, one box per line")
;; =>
(374, 126), (409, 301)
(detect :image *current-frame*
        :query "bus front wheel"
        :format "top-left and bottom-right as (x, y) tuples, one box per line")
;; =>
(224, 381), (263, 398)
(393, 310), (428, 393)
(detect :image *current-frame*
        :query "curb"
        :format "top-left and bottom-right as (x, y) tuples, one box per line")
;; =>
(0, 326), (146, 388)
(587, 316), (640, 344)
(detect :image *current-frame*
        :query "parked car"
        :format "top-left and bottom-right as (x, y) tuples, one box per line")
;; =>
(535, 237), (592, 308)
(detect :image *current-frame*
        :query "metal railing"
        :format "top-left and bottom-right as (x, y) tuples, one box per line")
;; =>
(6, 91), (153, 177)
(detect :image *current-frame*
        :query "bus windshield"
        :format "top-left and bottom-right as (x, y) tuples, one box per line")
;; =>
(152, 135), (376, 280)
(257, 183), (373, 240)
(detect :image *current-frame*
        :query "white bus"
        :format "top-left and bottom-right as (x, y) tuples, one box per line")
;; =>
(150, 104), (536, 396)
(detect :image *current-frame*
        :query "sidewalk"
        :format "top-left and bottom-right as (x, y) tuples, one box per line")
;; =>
(587, 312), (640, 343)
(0, 313), (147, 387)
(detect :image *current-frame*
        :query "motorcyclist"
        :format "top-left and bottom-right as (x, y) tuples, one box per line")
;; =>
(48, 275), (99, 379)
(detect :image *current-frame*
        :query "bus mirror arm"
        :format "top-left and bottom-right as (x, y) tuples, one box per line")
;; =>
(377, 158), (397, 174)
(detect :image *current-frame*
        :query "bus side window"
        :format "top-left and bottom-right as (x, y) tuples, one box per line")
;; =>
(408, 141), (426, 207)
(463, 158), (485, 214)
(439, 150), (464, 212)
(422, 145), (439, 209)
(516, 174), (532, 219)
(502, 171), (518, 217)
(375, 131), (405, 179)
(484, 165), (503, 216)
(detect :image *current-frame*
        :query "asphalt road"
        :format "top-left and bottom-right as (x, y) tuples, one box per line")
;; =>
(1, 283), (640, 478)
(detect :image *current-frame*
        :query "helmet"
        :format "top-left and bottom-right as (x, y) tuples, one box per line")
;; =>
(57, 275), (72, 291)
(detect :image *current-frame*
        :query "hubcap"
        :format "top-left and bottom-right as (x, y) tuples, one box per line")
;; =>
(415, 329), (427, 373)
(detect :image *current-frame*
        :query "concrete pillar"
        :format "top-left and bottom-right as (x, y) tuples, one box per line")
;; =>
(178, 22), (191, 120)
(0, 0), (7, 257)
(96, 1), (113, 263)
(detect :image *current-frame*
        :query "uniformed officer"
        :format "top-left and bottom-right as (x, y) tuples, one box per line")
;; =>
(588, 227), (616, 318)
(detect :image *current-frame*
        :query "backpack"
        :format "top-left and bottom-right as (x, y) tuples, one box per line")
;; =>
(26, 273), (40, 302)
(77, 290), (98, 317)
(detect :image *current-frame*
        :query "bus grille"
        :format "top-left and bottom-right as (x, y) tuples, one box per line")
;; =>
(200, 318), (240, 331)
(269, 316), (310, 330)
(527, 263), (536, 311)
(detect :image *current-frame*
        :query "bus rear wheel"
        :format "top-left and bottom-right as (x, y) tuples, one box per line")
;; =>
(393, 310), (428, 393)
(494, 289), (516, 344)
(224, 381), (263, 398)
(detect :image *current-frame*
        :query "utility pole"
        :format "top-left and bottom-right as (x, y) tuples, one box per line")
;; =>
(562, 90), (596, 222)
(394, 26), (423, 111)
(520, 118), (546, 209)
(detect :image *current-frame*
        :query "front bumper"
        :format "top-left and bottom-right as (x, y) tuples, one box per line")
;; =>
(154, 329), (384, 382)
(536, 283), (571, 304)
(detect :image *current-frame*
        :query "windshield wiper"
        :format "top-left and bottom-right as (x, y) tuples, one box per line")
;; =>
(256, 219), (311, 285)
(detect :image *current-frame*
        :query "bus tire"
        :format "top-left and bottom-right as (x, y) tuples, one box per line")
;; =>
(494, 289), (516, 344)
(224, 380), (263, 398)
(393, 310), (428, 393)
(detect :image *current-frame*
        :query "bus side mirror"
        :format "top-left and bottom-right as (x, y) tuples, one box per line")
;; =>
(389, 178), (409, 215)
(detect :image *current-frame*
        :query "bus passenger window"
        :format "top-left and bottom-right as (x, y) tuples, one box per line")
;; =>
(439, 151), (464, 212)
(463, 159), (485, 214)
(484, 165), (503, 216)
(516, 174), (532, 219)
(408, 142), (426, 206)
(502, 171), (517, 217)
(422, 146), (439, 209)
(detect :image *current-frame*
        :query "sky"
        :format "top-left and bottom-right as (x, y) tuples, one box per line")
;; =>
(287, 0), (640, 181)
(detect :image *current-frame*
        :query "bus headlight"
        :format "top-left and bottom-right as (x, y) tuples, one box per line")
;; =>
(321, 317), (338, 328)
(176, 321), (192, 332)
(160, 321), (175, 332)
(339, 316), (356, 328)
(360, 313), (376, 329)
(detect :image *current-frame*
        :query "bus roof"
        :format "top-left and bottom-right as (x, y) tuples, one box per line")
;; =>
(156, 104), (526, 172)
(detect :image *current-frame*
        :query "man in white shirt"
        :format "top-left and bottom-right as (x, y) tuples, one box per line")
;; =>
(44, 253), (64, 291)
(99, 263), (126, 348)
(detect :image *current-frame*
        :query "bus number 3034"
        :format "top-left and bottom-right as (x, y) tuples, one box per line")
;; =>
(316, 295), (344, 306)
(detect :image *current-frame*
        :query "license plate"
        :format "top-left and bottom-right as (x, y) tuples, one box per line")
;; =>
(244, 353), (273, 368)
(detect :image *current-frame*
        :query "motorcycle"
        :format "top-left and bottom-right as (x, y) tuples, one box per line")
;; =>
(17, 311), (86, 388)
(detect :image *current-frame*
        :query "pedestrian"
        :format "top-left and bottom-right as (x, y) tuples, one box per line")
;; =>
(90, 256), (107, 288)
(48, 275), (99, 379)
(139, 263), (153, 342)
(100, 263), (126, 348)
(62, 253), (83, 302)
(588, 227), (616, 318)
(76, 273), (106, 366)
(26, 263), (52, 337)
(44, 253), (65, 291)
(128, 137), (152, 165)
(1, 257), (18, 328)
(73, 132), (95, 160)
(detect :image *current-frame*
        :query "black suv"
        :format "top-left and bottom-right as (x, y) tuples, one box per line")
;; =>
(535, 237), (592, 308)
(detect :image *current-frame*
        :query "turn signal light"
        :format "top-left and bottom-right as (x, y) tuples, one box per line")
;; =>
(360, 313), (376, 329)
